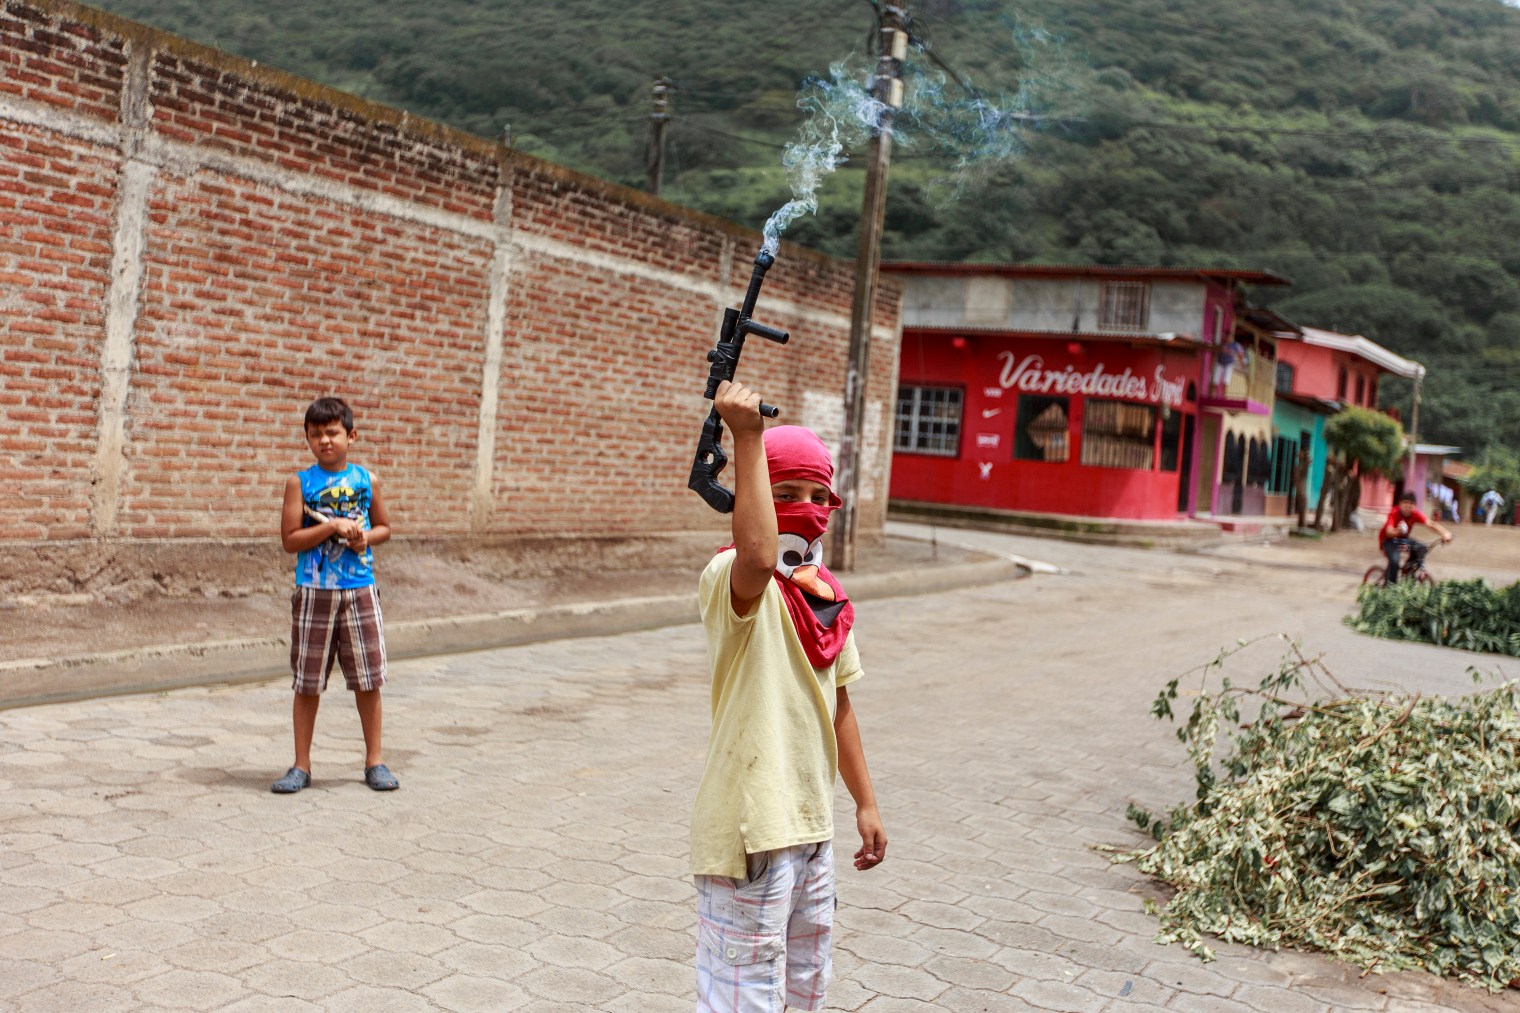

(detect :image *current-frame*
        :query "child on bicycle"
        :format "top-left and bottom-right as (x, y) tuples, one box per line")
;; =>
(1379, 490), (1452, 584)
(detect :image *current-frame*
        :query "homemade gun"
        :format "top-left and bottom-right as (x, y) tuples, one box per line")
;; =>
(687, 248), (790, 513)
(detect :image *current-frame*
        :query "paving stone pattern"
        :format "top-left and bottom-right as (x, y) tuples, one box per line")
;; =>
(2, 527), (1517, 1011)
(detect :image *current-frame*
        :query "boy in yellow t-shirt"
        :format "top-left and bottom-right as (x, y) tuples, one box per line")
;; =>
(690, 379), (887, 1013)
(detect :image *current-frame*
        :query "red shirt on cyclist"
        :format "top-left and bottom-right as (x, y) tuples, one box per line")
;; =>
(1378, 496), (1452, 547)
(1378, 492), (1452, 584)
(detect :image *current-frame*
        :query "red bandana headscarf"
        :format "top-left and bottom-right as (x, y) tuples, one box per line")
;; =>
(763, 426), (854, 668)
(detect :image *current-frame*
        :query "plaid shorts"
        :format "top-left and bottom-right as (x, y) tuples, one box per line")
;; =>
(289, 585), (387, 695)
(694, 842), (835, 1013)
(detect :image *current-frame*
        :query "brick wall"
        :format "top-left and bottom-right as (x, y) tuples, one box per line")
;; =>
(0, 0), (902, 561)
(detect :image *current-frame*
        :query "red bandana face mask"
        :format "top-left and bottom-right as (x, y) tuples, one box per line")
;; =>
(716, 426), (856, 667)
(775, 501), (834, 600)
(773, 500), (852, 668)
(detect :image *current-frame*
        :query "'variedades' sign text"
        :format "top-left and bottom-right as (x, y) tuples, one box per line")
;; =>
(997, 352), (1186, 408)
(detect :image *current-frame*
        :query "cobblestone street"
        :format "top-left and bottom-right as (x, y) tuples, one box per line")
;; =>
(2, 526), (1518, 1011)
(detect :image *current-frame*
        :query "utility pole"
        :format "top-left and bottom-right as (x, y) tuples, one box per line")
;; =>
(830, 5), (908, 572)
(646, 76), (674, 196)
(1407, 364), (1425, 503)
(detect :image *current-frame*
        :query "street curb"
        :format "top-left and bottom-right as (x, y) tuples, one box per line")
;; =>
(0, 555), (1027, 710)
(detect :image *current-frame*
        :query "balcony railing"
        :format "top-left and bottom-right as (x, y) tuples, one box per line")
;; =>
(1213, 354), (1277, 407)
(1247, 358), (1276, 405)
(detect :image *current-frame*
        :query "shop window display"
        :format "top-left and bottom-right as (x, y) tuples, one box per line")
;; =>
(1014, 396), (1070, 462)
(1081, 400), (1157, 470)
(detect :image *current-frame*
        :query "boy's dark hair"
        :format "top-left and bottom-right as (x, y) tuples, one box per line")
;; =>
(1398, 490), (1418, 504)
(305, 397), (354, 433)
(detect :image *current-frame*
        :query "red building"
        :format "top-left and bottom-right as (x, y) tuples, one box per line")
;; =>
(883, 264), (1289, 523)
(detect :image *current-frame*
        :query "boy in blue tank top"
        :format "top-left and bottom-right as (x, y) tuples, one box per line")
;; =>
(271, 397), (398, 794)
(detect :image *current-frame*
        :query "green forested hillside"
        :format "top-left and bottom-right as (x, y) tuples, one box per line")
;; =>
(84, 0), (1520, 454)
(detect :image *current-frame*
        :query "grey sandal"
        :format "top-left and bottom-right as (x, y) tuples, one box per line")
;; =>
(364, 764), (399, 791)
(271, 767), (310, 794)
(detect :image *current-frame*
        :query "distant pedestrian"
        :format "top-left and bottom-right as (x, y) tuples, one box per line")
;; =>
(271, 397), (398, 795)
(1439, 484), (1459, 523)
(691, 382), (887, 1013)
(1480, 489), (1504, 527)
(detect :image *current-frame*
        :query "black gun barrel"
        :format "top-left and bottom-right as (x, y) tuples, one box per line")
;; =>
(688, 246), (789, 512)
(738, 249), (774, 320)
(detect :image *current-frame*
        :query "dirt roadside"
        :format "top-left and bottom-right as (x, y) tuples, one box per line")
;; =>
(1209, 519), (1520, 585)
(0, 532), (983, 664)
(7, 518), (1515, 669)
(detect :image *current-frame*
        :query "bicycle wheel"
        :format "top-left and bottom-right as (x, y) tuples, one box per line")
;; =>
(1362, 565), (1387, 587)
(1413, 569), (1434, 586)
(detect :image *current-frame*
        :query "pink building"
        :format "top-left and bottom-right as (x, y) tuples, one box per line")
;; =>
(1275, 327), (1425, 516)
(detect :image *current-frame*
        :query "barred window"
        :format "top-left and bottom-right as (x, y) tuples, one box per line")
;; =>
(1268, 435), (1298, 495)
(1276, 361), (1296, 393)
(1099, 281), (1150, 331)
(1080, 399), (1156, 470)
(895, 386), (963, 456)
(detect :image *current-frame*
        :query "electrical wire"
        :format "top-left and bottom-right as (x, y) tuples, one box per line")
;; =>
(675, 122), (790, 151)
(401, 0), (1520, 279)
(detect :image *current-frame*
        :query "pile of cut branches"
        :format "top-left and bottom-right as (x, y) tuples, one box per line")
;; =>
(1349, 578), (1520, 657)
(1113, 637), (1520, 990)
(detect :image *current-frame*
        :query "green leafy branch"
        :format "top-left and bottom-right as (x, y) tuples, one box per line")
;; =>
(1115, 638), (1520, 990)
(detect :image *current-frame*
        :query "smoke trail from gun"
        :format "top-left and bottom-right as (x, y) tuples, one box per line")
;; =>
(761, 65), (886, 257)
(900, 27), (1070, 173)
(760, 26), (1072, 254)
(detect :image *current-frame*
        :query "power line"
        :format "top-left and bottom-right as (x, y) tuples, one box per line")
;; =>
(513, 115), (647, 138)
(675, 122), (790, 151)
(670, 61), (1520, 163)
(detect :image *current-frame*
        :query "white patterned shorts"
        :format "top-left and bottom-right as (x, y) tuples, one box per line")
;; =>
(694, 841), (835, 1013)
